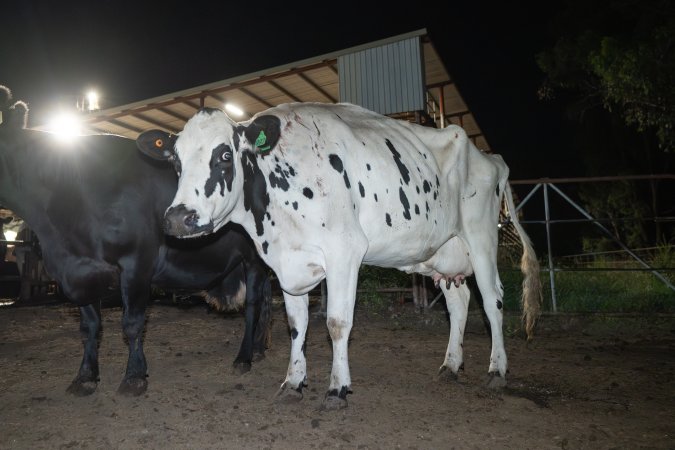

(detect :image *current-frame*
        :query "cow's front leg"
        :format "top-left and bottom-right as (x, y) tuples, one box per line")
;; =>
(274, 292), (308, 403)
(66, 303), (101, 396)
(438, 282), (471, 381)
(117, 279), (150, 396)
(323, 264), (360, 410)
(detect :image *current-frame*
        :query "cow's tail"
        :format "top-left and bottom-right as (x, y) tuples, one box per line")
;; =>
(503, 182), (542, 340)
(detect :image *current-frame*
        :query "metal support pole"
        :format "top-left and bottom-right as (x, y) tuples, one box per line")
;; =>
(549, 183), (675, 291)
(543, 184), (558, 312)
(412, 273), (420, 308)
(438, 86), (446, 128)
(514, 183), (542, 213)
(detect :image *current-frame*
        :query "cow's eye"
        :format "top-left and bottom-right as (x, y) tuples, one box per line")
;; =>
(221, 149), (232, 162)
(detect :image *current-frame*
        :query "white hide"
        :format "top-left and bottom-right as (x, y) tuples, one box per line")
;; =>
(165, 102), (541, 407)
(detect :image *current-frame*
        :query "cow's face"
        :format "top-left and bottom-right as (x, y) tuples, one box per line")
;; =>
(136, 108), (280, 238)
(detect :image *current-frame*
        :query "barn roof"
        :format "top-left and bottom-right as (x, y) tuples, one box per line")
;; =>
(72, 29), (491, 151)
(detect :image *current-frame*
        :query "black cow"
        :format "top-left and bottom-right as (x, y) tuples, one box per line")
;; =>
(0, 86), (272, 396)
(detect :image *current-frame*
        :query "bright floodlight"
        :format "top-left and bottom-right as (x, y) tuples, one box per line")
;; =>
(3, 230), (17, 242)
(86, 91), (99, 111)
(225, 103), (244, 117)
(47, 112), (82, 139)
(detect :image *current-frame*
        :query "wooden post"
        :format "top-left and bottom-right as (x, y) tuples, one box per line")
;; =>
(320, 279), (327, 317)
(421, 275), (428, 309)
(412, 273), (419, 308)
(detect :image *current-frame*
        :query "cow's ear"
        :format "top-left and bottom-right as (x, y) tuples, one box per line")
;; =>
(1, 101), (29, 130)
(245, 115), (281, 155)
(136, 130), (176, 161)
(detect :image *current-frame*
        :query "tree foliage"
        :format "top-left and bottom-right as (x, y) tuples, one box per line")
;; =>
(578, 180), (648, 252)
(537, 0), (675, 151)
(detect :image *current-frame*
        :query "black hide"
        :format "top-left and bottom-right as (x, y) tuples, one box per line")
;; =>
(0, 126), (272, 396)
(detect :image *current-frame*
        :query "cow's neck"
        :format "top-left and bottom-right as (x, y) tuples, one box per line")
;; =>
(234, 152), (280, 262)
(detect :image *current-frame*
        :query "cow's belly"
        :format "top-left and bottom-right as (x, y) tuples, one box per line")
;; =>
(359, 200), (456, 268)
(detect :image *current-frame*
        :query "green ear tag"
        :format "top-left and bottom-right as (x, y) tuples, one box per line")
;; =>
(255, 130), (271, 152)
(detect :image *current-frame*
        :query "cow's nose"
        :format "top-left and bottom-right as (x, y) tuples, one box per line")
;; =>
(184, 212), (199, 228)
(164, 204), (199, 236)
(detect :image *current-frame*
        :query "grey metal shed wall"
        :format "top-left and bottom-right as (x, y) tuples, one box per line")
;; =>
(338, 36), (425, 115)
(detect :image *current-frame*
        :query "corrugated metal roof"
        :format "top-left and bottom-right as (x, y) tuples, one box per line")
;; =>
(339, 35), (426, 115)
(71, 29), (491, 151)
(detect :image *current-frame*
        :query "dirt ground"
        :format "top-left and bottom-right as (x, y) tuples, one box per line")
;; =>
(0, 296), (674, 450)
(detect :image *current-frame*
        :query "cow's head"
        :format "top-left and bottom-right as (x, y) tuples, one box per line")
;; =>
(136, 107), (280, 238)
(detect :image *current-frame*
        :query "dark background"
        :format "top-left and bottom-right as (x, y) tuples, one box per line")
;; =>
(0, 0), (571, 180)
(2, 1), (672, 257)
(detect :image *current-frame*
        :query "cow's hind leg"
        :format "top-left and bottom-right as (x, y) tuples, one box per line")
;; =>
(233, 261), (271, 373)
(438, 282), (471, 382)
(468, 242), (508, 388)
(252, 272), (272, 358)
(66, 303), (101, 396)
(274, 292), (308, 403)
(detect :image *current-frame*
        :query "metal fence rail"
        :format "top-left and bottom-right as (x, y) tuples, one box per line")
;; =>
(507, 174), (675, 312)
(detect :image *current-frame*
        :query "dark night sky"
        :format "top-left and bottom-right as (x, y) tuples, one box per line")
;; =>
(0, 0), (573, 180)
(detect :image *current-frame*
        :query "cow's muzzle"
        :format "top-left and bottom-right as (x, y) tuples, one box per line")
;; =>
(164, 204), (214, 237)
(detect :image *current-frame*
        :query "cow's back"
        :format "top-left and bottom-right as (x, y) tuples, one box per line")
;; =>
(41, 134), (176, 221)
(258, 103), (461, 267)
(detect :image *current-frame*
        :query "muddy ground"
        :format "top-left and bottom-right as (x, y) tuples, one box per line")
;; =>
(0, 296), (674, 449)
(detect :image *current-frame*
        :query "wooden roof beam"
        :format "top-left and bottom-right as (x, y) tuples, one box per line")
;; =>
(182, 99), (201, 111)
(296, 72), (337, 103)
(267, 80), (303, 102)
(131, 112), (182, 134)
(207, 92), (226, 104)
(82, 59), (337, 125)
(106, 118), (144, 134)
(156, 107), (191, 123)
(238, 87), (275, 108)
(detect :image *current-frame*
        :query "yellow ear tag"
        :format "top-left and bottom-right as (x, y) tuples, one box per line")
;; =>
(155, 139), (163, 148)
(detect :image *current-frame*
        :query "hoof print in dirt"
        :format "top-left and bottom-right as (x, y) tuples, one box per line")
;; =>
(437, 365), (460, 383)
(233, 361), (252, 375)
(321, 394), (348, 411)
(484, 372), (507, 389)
(273, 383), (304, 404)
(117, 377), (148, 396)
(66, 378), (99, 397)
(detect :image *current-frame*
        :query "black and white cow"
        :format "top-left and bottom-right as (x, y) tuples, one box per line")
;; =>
(137, 102), (542, 409)
(0, 86), (272, 396)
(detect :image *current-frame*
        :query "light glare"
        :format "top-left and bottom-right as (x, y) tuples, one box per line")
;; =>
(47, 112), (82, 139)
(86, 91), (99, 111)
(3, 230), (17, 242)
(225, 103), (244, 117)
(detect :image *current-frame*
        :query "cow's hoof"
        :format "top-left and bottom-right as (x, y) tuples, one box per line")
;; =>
(252, 352), (266, 363)
(273, 383), (303, 404)
(437, 365), (459, 383)
(117, 377), (148, 396)
(484, 372), (507, 389)
(66, 377), (98, 396)
(321, 394), (348, 410)
(233, 361), (252, 375)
